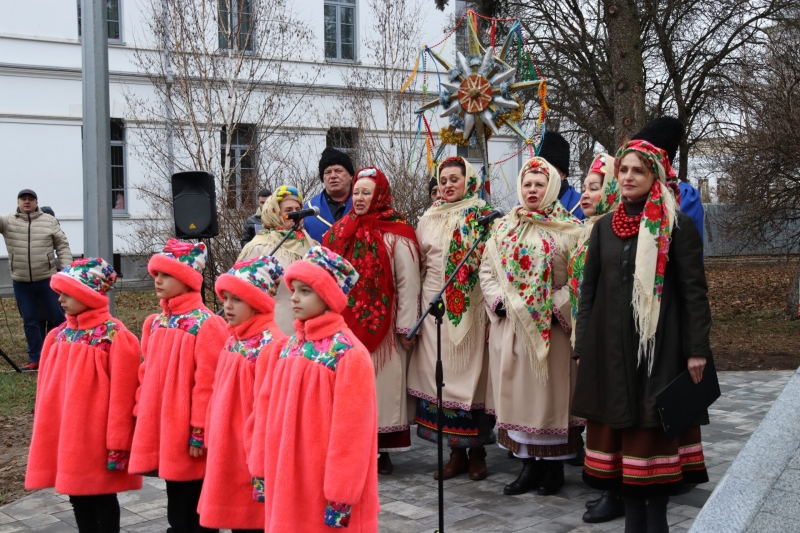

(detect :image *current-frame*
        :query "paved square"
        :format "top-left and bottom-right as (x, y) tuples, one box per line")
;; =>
(0, 371), (792, 533)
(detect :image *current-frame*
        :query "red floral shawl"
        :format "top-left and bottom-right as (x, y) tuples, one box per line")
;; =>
(322, 167), (419, 356)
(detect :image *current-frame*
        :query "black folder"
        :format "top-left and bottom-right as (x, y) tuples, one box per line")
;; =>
(655, 357), (720, 442)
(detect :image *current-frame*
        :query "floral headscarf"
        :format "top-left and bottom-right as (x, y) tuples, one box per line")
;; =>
(615, 139), (680, 373)
(418, 156), (494, 366)
(238, 186), (315, 263)
(484, 157), (582, 381)
(322, 167), (419, 363)
(567, 153), (619, 345)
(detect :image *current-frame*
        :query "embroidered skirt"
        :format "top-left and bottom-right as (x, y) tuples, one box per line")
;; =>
(414, 399), (495, 448)
(583, 420), (708, 496)
(378, 429), (411, 453)
(498, 426), (584, 460)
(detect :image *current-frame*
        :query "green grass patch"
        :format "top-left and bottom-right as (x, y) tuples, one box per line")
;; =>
(0, 371), (37, 416)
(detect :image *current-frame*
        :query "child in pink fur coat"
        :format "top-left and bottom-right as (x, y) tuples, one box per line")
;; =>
(26, 258), (142, 533)
(250, 246), (379, 532)
(130, 239), (228, 533)
(197, 256), (287, 532)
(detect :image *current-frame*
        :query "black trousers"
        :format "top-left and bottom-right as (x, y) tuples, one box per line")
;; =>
(166, 480), (218, 533)
(69, 494), (120, 533)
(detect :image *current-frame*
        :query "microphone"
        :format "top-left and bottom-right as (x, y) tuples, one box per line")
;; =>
(477, 209), (503, 227)
(284, 206), (320, 221)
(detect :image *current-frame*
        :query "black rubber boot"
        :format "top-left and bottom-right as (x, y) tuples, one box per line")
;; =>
(503, 458), (543, 495)
(537, 460), (565, 495)
(646, 495), (670, 533)
(582, 490), (625, 523)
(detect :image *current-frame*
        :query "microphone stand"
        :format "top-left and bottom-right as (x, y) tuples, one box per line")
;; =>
(268, 220), (302, 256)
(406, 222), (493, 533)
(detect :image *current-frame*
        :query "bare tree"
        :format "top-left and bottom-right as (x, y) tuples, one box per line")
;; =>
(324, 0), (434, 225)
(122, 0), (322, 282)
(713, 14), (800, 317)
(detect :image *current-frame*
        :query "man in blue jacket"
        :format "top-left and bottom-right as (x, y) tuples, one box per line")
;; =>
(537, 131), (585, 221)
(304, 147), (355, 242)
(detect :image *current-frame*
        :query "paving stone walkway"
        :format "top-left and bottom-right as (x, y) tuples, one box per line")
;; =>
(0, 371), (792, 533)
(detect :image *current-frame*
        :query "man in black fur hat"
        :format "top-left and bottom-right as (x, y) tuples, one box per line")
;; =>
(632, 116), (704, 243)
(303, 147), (355, 241)
(537, 131), (585, 220)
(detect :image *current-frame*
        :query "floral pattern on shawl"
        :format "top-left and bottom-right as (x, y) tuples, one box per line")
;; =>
(567, 153), (619, 342)
(53, 320), (118, 353)
(323, 167), (419, 354)
(278, 330), (355, 372)
(150, 308), (211, 336)
(614, 139), (680, 373)
(225, 329), (274, 363)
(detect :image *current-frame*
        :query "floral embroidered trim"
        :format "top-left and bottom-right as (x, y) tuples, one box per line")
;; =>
(251, 476), (265, 502)
(150, 308), (211, 336)
(377, 424), (410, 433)
(54, 320), (118, 354)
(485, 408), (497, 416)
(395, 327), (413, 335)
(324, 502), (352, 528)
(406, 388), (485, 411)
(496, 419), (585, 435)
(189, 427), (205, 449)
(278, 331), (354, 372)
(552, 304), (571, 334)
(107, 450), (130, 471)
(225, 329), (274, 363)
(488, 296), (503, 314)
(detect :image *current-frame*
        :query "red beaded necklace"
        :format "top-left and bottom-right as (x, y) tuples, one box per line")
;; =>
(611, 203), (643, 239)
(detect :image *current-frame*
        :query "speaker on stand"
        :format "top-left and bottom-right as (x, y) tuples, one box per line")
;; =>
(171, 171), (219, 307)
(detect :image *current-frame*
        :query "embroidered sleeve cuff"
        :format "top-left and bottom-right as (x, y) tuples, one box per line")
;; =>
(552, 304), (571, 334)
(396, 327), (415, 336)
(189, 427), (206, 449)
(324, 502), (352, 528)
(488, 296), (503, 313)
(251, 476), (265, 502)
(107, 450), (130, 471)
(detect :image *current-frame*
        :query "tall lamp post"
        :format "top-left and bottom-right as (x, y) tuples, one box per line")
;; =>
(81, 0), (114, 312)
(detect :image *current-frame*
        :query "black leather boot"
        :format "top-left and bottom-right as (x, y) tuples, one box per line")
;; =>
(537, 460), (565, 495)
(585, 493), (604, 509)
(582, 490), (625, 523)
(503, 458), (543, 495)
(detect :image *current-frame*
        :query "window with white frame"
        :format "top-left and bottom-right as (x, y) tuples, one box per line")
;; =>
(77, 0), (122, 42)
(218, 0), (254, 52)
(221, 125), (257, 210)
(324, 0), (356, 61)
(326, 128), (358, 169)
(111, 119), (127, 212)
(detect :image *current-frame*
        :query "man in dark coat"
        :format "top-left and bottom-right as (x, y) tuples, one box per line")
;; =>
(240, 188), (272, 248)
(303, 147), (354, 242)
(538, 131), (585, 221)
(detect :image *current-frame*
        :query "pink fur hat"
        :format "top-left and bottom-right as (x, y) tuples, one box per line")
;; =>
(148, 238), (207, 292)
(284, 246), (359, 313)
(215, 256), (284, 314)
(50, 258), (117, 309)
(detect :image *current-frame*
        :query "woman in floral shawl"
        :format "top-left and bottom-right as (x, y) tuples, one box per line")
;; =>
(239, 186), (317, 335)
(322, 167), (420, 475)
(567, 153), (619, 345)
(571, 139), (711, 533)
(479, 156), (583, 497)
(406, 156), (496, 481)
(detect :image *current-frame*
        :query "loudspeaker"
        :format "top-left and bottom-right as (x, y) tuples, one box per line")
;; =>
(171, 171), (219, 239)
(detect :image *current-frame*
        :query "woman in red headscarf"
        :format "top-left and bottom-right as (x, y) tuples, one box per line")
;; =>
(323, 167), (421, 476)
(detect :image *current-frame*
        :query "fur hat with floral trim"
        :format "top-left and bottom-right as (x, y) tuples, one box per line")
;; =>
(284, 246), (359, 313)
(50, 258), (117, 309)
(148, 238), (207, 292)
(215, 256), (284, 314)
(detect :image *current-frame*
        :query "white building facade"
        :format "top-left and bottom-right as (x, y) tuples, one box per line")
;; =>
(0, 0), (527, 280)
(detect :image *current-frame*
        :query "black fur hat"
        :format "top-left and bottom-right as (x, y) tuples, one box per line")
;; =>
(318, 147), (355, 181)
(537, 131), (570, 177)
(632, 116), (685, 163)
(429, 177), (438, 194)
